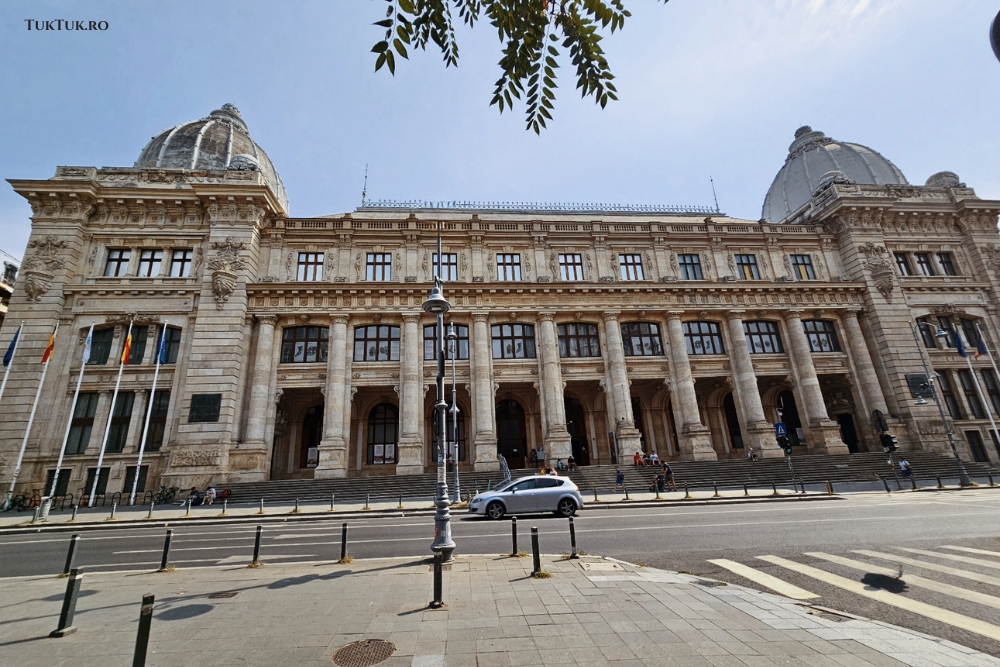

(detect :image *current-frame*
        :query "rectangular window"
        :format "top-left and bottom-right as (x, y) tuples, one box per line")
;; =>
(169, 249), (193, 277)
(105, 391), (135, 454)
(965, 430), (990, 463)
(621, 322), (664, 356)
(894, 253), (912, 276)
(618, 254), (645, 281)
(957, 369), (986, 419)
(982, 369), (1000, 416)
(916, 318), (938, 348)
(743, 321), (784, 354)
(145, 390), (170, 451)
(104, 249), (130, 277)
(937, 316), (956, 348)
(937, 252), (957, 276)
(937, 371), (963, 420)
(558, 322), (601, 358)
(44, 469), (71, 497)
(66, 392), (99, 454)
(297, 252), (324, 281)
(157, 326), (182, 364)
(432, 253), (458, 281)
(129, 326), (148, 365)
(496, 254), (522, 281)
(559, 254), (584, 281)
(137, 250), (162, 277)
(84, 468), (111, 496)
(280, 326), (329, 363)
(354, 325), (401, 361)
(88, 328), (114, 365)
(790, 254), (816, 280)
(735, 254), (760, 280)
(683, 321), (724, 355)
(365, 253), (392, 281)
(123, 466), (149, 494)
(491, 323), (536, 359)
(189, 393), (222, 423)
(960, 318), (978, 351)
(803, 320), (841, 352)
(678, 254), (703, 280)
(914, 253), (935, 276)
(423, 324), (469, 360)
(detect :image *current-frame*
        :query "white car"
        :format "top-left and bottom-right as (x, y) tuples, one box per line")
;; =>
(469, 475), (583, 519)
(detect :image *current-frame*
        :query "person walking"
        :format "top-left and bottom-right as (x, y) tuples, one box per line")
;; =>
(900, 459), (913, 478)
(661, 461), (677, 491)
(614, 466), (626, 493)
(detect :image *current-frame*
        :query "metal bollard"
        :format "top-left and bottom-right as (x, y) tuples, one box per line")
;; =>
(340, 522), (348, 561)
(568, 517), (578, 559)
(293, 498), (300, 514)
(331, 493), (336, 511)
(911, 477), (918, 491)
(430, 552), (444, 608)
(771, 482), (778, 496)
(109, 501), (117, 520)
(713, 483), (720, 498)
(364, 494), (370, 510)
(531, 527), (541, 575)
(398, 493), (404, 509)
(744, 483), (749, 496)
(158, 529), (173, 572)
(185, 500), (191, 517)
(989, 473), (995, 488)
(654, 486), (660, 500)
(62, 534), (80, 576)
(147, 501), (154, 519)
(50, 567), (84, 637)
(881, 476), (891, 493)
(826, 481), (833, 495)
(684, 485), (692, 499)
(258, 498), (265, 514)
(593, 488), (598, 502)
(624, 486), (630, 501)
(251, 525), (263, 566)
(132, 593), (155, 667)
(70, 504), (78, 522)
(937, 476), (944, 489)
(511, 516), (518, 556)
(220, 499), (228, 516)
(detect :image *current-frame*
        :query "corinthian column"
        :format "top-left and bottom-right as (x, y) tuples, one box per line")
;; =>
(665, 312), (716, 460)
(244, 315), (278, 446)
(470, 313), (499, 470)
(316, 315), (349, 478)
(725, 311), (781, 457)
(840, 308), (889, 416)
(783, 309), (848, 454)
(396, 314), (424, 474)
(537, 312), (572, 461)
(601, 311), (641, 459)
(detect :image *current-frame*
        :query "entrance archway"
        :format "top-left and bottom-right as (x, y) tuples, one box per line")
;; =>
(300, 404), (323, 468)
(496, 399), (527, 468)
(565, 396), (590, 466)
(723, 393), (743, 452)
(366, 403), (399, 466)
(777, 390), (803, 447)
(835, 413), (859, 453)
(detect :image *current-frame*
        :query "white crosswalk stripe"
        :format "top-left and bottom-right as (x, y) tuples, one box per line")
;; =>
(899, 547), (1000, 570)
(854, 549), (1000, 588)
(708, 558), (819, 600)
(940, 544), (1000, 559)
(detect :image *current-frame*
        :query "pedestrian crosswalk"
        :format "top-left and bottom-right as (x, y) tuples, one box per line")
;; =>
(706, 543), (1000, 644)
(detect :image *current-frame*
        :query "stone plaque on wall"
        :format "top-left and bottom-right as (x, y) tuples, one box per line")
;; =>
(188, 393), (222, 423)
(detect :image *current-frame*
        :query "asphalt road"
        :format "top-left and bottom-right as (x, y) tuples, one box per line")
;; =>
(3, 490), (1000, 656)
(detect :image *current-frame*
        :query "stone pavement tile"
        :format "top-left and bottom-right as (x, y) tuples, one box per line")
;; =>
(443, 654), (478, 667)
(597, 644), (640, 661)
(828, 654), (911, 667)
(707, 655), (752, 667)
(509, 650), (545, 666)
(539, 648), (578, 664)
(716, 642), (760, 656)
(476, 652), (512, 667)
(535, 635), (570, 650)
(591, 633), (628, 648)
(445, 640), (478, 654)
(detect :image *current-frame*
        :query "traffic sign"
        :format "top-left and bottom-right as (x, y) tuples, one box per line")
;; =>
(774, 422), (787, 437)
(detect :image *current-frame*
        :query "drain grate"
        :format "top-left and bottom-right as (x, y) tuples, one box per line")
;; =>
(333, 640), (396, 667)
(208, 591), (239, 599)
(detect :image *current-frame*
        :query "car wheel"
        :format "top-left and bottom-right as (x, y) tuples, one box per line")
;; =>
(556, 498), (577, 517)
(486, 501), (506, 520)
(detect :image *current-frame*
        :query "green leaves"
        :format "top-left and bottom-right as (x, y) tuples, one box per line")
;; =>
(371, 0), (667, 131)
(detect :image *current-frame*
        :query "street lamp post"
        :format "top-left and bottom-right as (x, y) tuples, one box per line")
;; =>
(910, 322), (972, 486)
(448, 322), (461, 504)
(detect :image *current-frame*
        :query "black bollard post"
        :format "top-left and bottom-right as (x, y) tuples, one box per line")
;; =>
(293, 498), (300, 514)
(132, 593), (155, 667)
(62, 534), (80, 576)
(340, 522), (348, 561)
(258, 498), (265, 514)
(771, 482), (778, 496)
(593, 488), (598, 502)
(109, 501), (118, 520)
(398, 493), (404, 509)
(331, 493), (336, 511)
(511, 516), (518, 556)
(531, 527), (541, 575)
(911, 477), (918, 491)
(684, 485), (692, 499)
(50, 567), (84, 637)
(70, 503), (78, 522)
(713, 483), (720, 498)
(157, 529), (172, 572)
(364, 493), (370, 510)
(826, 481), (833, 495)
(147, 501), (154, 519)
(989, 473), (995, 488)
(743, 483), (748, 496)
(881, 476), (891, 493)
(568, 517), (578, 559)
(251, 525), (263, 566)
(430, 552), (444, 608)
(936, 476), (944, 489)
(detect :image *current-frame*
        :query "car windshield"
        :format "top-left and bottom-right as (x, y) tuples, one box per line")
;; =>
(491, 478), (527, 492)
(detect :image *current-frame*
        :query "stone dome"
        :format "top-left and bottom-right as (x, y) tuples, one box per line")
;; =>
(762, 126), (907, 223)
(134, 104), (288, 212)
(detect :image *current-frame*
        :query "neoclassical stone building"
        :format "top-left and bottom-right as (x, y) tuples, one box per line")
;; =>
(3, 107), (1000, 497)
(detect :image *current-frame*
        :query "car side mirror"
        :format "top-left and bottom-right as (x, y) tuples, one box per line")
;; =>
(510, 488), (516, 493)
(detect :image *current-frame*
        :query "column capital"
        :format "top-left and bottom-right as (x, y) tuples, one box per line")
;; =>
(725, 309), (746, 322)
(255, 314), (278, 326)
(402, 313), (421, 324)
(538, 311), (557, 322)
(472, 312), (490, 323)
(666, 310), (686, 321)
(601, 310), (621, 323)
(844, 306), (863, 316)
(332, 314), (350, 325)
(783, 308), (805, 320)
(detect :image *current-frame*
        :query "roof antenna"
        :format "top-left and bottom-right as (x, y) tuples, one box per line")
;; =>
(710, 176), (720, 213)
(361, 163), (369, 207)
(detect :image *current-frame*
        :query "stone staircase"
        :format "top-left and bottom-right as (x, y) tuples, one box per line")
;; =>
(222, 452), (999, 505)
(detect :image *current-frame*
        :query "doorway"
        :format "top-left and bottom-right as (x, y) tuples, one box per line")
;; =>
(965, 430), (989, 463)
(777, 390), (804, 447)
(723, 393), (744, 452)
(565, 396), (590, 466)
(836, 413), (859, 453)
(496, 399), (527, 468)
(300, 405), (323, 469)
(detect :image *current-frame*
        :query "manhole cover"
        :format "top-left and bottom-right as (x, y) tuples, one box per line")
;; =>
(333, 640), (395, 667)
(208, 591), (239, 599)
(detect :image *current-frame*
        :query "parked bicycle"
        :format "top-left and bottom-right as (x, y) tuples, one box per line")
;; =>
(4, 489), (41, 512)
(153, 485), (178, 504)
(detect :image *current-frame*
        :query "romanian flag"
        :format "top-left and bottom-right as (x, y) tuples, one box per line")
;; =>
(120, 331), (133, 365)
(40, 327), (56, 363)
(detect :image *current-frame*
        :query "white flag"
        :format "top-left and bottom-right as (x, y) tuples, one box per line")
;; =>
(81, 324), (94, 364)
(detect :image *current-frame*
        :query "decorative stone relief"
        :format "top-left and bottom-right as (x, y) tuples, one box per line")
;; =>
(171, 448), (221, 467)
(857, 242), (895, 302)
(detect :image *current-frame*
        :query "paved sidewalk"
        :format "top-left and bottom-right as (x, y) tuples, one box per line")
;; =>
(2, 553), (998, 667)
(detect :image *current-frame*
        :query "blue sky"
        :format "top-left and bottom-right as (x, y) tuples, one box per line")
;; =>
(2, 0), (998, 260)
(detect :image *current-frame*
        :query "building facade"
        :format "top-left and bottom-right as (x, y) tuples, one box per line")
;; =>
(3, 108), (1000, 498)
(0, 248), (20, 329)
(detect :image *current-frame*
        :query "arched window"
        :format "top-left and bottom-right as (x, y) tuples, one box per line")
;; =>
(802, 320), (840, 352)
(431, 408), (467, 461)
(683, 321), (724, 355)
(558, 322), (601, 358)
(366, 403), (399, 465)
(621, 322), (663, 356)
(87, 327), (115, 365)
(281, 326), (329, 363)
(491, 323), (536, 359)
(743, 321), (783, 354)
(424, 324), (469, 360)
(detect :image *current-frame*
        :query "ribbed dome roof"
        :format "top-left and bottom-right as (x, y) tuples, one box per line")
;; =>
(134, 104), (288, 212)
(762, 126), (907, 223)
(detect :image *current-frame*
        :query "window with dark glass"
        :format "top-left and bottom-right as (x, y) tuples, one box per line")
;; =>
(431, 408), (467, 461)
(960, 318), (978, 351)
(619, 254), (644, 281)
(366, 403), (398, 465)
(491, 323), (536, 359)
(678, 254), (703, 280)
(937, 316), (956, 348)
(957, 369), (986, 419)
(280, 326), (329, 363)
(105, 391), (135, 454)
(157, 326), (182, 364)
(497, 254), (522, 281)
(735, 254), (760, 280)
(169, 249), (192, 277)
(916, 318), (938, 348)
(981, 369), (1000, 416)
(937, 252), (957, 276)
(559, 254), (584, 281)
(621, 322), (664, 356)
(104, 249), (130, 277)
(137, 250), (162, 277)
(2, 263), (16, 284)
(88, 328), (114, 365)
(790, 254), (816, 280)
(84, 468), (110, 496)
(894, 253), (912, 276)
(914, 252), (935, 276)
(803, 320), (841, 352)
(937, 371), (963, 420)
(743, 321), (784, 354)
(129, 326), (148, 365)
(683, 321), (724, 355)
(432, 253), (458, 281)
(366, 252), (392, 281)
(145, 390), (170, 451)
(423, 324), (469, 360)
(66, 392), (99, 454)
(558, 322), (601, 358)
(297, 252), (324, 281)
(354, 325), (400, 361)
(123, 466), (149, 494)
(45, 469), (71, 497)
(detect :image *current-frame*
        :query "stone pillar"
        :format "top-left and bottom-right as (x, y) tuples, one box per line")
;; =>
(840, 308), (889, 417)
(124, 389), (149, 454)
(396, 314), (424, 474)
(244, 315), (277, 446)
(316, 315), (349, 478)
(725, 311), (781, 458)
(537, 312), (572, 462)
(665, 312), (716, 460)
(471, 313), (499, 470)
(783, 310), (848, 454)
(601, 311), (642, 459)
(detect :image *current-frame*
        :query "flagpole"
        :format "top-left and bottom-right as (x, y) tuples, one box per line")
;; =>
(6, 323), (58, 509)
(49, 323), (94, 499)
(89, 320), (132, 506)
(958, 329), (1000, 459)
(976, 323), (1000, 454)
(0, 320), (25, 404)
(130, 325), (165, 505)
